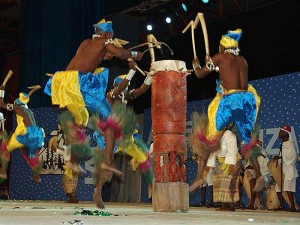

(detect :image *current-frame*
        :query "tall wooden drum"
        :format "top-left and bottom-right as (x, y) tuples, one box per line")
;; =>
(151, 60), (189, 212)
(266, 184), (280, 210)
(243, 170), (262, 209)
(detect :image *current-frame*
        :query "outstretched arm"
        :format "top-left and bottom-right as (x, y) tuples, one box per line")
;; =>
(127, 74), (152, 100)
(105, 41), (143, 61)
(192, 57), (211, 79)
(111, 60), (138, 97)
(0, 85), (13, 111)
(0, 85), (28, 122)
(193, 54), (221, 79)
(129, 83), (150, 99)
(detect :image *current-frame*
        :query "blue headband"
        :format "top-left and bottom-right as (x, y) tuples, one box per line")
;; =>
(113, 77), (123, 87)
(224, 29), (242, 42)
(93, 22), (113, 33)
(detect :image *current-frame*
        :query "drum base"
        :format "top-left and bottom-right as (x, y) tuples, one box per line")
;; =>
(153, 182), (189, 212)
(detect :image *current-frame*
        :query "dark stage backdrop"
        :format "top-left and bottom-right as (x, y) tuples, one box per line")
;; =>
(20, 0), (104, 108)
(134, 0), (300, 112)
(18, 0), (300, 114)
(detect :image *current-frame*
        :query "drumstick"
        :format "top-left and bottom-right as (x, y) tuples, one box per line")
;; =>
(113, 38), (145, 76)
(150, 35), (161, 49)
(2, 70), (13, 86)
(147, 34), (155, 63)
(113, 38), (129, 48)
(127, 58), (146, 76)
(182, 20), (196, 59)
(194, 13), (209, 56)
(128, 42), (158, 50)
(134, 65), (146, 76)
(27, 85), (41, 97)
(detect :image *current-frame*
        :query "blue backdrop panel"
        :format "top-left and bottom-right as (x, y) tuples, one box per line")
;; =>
(9, 72), (300, 204)
(142, 72), (300, 206)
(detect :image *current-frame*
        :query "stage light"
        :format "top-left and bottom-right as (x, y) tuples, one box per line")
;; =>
(202, 0), (209, 3)
(166, 17), (171, 24)
(146, 24), (153, 31)
(181, 1), (188, 12)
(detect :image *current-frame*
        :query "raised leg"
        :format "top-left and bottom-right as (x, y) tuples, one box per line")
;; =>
(189, 157), (207, 192)
(102, 127), (123, 176)
(246, 178), (256, 209)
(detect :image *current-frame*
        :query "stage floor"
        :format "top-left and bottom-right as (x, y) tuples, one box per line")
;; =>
(0, 201), (299, 225)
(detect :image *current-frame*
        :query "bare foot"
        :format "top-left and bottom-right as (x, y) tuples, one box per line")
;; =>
(189, 178), (205, 192)
(67, 194), (79, 203)
(246, 205), (256, 210)
(93, 192), (105, 209)
(101, 163), (123, 176)
(253, 175), (265, 192)
(216, 207), (235, 211)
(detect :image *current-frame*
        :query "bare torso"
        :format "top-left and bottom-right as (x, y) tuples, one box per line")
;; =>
(214, 53), (248, 91)
(66, 38), (107, 73)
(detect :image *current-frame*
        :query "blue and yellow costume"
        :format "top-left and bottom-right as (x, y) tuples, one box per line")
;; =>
(206, 80), (261, 144)
(207, 29), (261, 146)
(44, 68), (110, 126)
(44, 19), (114, 126)
(189, 29), (261, 158)
(7, 93), (44, 169)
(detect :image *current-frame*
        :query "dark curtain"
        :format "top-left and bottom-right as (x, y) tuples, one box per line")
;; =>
(20, 0), (104, 108)
(111, 153), (141, 203)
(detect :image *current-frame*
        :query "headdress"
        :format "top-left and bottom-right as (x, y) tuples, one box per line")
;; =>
(15, 92), (29, 105)
(93, 19), (113, 33)
(220, 29), (242, 48)
(15, 85), (41, 105)
(113, 74), (127, 87)
(280, 125), (291, 133)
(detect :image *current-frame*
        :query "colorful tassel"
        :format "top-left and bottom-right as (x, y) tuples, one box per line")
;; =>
(138, 153), (151, 171)
(92, 102), (137, 141)
(58, 111), (91, 159)
(98, 117), (122, 140)
(0, 131), (11, 162)
(240, 124), (261, 159)
(188, 112), (221, 158)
